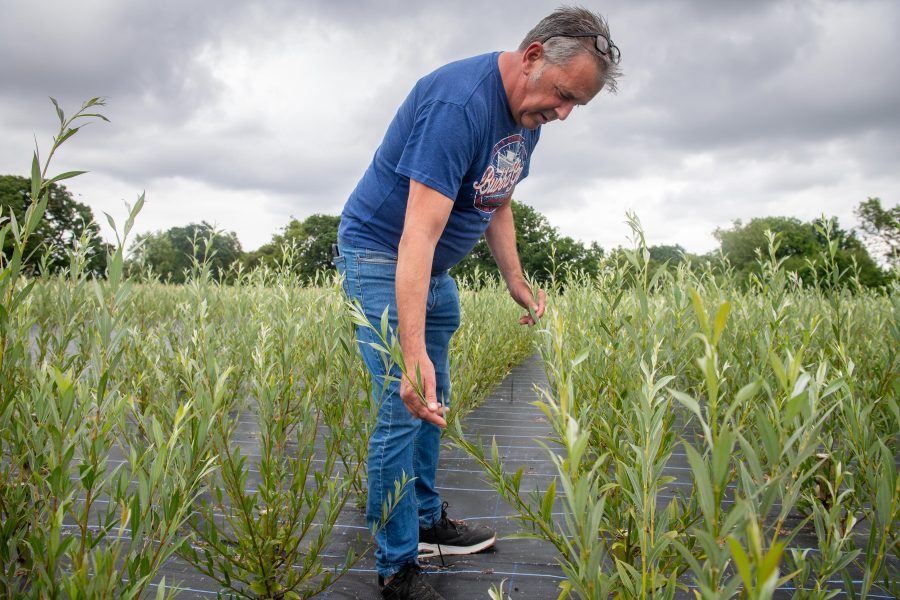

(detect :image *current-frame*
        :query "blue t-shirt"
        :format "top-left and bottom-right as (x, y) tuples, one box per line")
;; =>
(339, 52), (541, 273)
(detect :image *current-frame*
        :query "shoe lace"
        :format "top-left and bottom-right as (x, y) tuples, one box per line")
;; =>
(431, 501), (455, 567)
(436, 501), (459, 531)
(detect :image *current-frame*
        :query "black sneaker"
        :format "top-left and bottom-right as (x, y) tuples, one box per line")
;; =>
(418, 501), (496, 558)
(379, 563), (445, 600)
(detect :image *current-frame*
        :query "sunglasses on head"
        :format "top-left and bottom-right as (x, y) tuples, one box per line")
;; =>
(547, 32), (621, 65)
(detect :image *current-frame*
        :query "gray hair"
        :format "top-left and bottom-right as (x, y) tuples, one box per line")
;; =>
(519, 6), (621, 93)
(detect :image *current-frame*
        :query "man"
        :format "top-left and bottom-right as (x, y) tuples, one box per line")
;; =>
(335, 6), (620, 599)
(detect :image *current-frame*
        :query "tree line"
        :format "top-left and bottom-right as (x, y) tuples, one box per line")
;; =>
(2, 174), (897, 287)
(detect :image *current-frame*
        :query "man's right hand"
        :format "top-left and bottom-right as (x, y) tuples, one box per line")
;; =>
(399, 352), (448, 428)
(395, 180), (454, 429)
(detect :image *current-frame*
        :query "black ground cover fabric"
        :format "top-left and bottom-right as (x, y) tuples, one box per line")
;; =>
(149, 354), (897, 599)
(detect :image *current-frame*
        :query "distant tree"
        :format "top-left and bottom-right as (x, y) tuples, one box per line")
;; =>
(715, 217), (817, 273)
(0, 175), (109, 275)
(130, 221), (242, 283)
(647, 244), (688, 272)
(855, 197), (899, 268)
(245, 214), (340, 281)
(451, 200), (603, 285)
(714, 216), (886, 287)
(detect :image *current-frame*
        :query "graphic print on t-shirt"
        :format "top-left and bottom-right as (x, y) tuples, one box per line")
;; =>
(473, 134), (527, 214)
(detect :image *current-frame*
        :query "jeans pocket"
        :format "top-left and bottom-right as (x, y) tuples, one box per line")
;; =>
(359, 248), (398, 265)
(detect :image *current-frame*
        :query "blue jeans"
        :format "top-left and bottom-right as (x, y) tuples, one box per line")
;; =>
(333, 240), (460, 580)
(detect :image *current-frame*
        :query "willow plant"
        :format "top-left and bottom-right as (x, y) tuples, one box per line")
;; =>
(179, 272), (389, 598)
(458, 215), (898, 599)
(0, 98), (226, 598)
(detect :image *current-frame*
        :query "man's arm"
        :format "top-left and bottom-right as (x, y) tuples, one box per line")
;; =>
(396, 179), (454, 427)
(484, 200), (546, 325)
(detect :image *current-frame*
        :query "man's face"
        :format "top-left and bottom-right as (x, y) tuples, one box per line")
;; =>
(516, 52), (604, 130)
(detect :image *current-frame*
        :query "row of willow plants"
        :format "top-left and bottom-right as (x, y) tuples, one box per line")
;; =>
(0, 99), (535, 598)
(458, 214), (898, 599)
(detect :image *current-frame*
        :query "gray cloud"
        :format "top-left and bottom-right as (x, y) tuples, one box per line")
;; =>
(0, 2), (239, 116)
(2, 0), (897, 253)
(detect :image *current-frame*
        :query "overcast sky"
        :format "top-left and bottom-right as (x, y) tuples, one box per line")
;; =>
(3, 0), (898, 254)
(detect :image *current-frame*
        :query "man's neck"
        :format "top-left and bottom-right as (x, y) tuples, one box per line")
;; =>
(497, 51), (524, 122)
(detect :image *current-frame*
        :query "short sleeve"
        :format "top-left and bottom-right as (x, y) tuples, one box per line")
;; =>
(396, 101), (477, 200)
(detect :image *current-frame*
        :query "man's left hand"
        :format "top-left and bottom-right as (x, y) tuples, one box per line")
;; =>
(512, 286), (545, 325)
